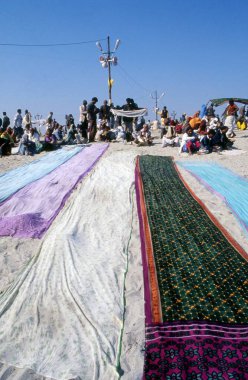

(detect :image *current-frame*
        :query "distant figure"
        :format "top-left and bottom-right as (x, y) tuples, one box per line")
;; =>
(87, 97), (99, 142)
(223, 99), (239, 138)
(46, 112), (54, 127)
(206, 103), (215, 117)
(99, 100), (111, 123)
(239, 105), (245, 118)
(79, 100), (88, 125)
(200, 104), (207, 118)
(122, 98), (138, 132)
(18, 125), (36, 155)
(180, 113), (187, 123)
(13, 109), (23, 139)
(23, 109), (32, 129)
(189, 111), (201, 130)
(160, 106), (169, 119)
(2, 112), (10, 131)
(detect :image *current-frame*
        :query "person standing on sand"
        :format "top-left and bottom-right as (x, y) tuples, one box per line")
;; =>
(2, 112), (10, 131)
(223, 99), (239, 138)
(13, 109), (23, 140)
(99, 100), (111, 124)
(23, 109), (32, 129)
(87, 97), (99, 142)
(79, 100), (88, 126)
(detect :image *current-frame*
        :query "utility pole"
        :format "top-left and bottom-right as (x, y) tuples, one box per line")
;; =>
(150, 91), (165, 120)
(96, 36), (120, 105)
(107, 36), (112, 104)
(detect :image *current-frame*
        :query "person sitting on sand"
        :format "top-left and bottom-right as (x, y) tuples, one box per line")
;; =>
(18, 125), (36, 155)
(65, 124), (77, 144)
(53, 124), (64, 142)
(29, 127), (43, 153)
(180, 126), (200, 154)
(99, 124), (116, 142)
(237, 117), (247, 130)
(208, 117), (219, 131)
(43, 128), (58, 151)
(0, 127), (14, 156)
(75, 125), (87, 144)
(161, 125), (179, 147)
(189, 111), (201, 130)
(199, 129), (216, 154)
(211, 125), (233, 151)
(197, 119), (208, 136)
(136, 124), (152, 146)
(115, 125), (126, 143)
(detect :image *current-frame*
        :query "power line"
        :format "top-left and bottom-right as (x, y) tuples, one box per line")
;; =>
(0, 37), (107, 47)
(117, 64), (152, 94)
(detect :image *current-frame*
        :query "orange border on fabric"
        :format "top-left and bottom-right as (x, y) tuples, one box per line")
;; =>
(137, 157), (163, 323)
(174, 162), (248, 262)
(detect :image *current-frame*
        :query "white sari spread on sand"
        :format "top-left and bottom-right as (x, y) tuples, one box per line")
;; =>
(0, 150), (136, 380)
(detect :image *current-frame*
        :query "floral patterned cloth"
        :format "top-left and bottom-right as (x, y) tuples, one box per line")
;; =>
(135, 156), (248, 379)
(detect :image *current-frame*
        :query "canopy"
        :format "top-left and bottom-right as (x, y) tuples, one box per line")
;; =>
(209, 98), (248, 107)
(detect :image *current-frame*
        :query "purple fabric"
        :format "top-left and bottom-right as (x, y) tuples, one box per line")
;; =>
(0, 144), (108, 238)
(144, 321), (248, 379)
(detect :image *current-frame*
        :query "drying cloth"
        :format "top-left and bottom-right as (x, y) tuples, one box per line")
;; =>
(135, 155), (248, 379)
(110, 108), (147, 118)
(0, 146), (83, 203)
(0, 150), (136, 380)
(0, 144), (108, 238)
(177, 161), (248, 237)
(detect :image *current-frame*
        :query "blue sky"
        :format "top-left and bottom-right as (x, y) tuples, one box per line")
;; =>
(0, 0), (247, 123)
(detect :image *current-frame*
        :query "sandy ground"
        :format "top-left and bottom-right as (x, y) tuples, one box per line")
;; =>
(0, 128), (247, 379)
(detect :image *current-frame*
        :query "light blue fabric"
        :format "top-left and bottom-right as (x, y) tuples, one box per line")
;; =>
(0, 146), (83, 203)
(177, 161), (248, 236)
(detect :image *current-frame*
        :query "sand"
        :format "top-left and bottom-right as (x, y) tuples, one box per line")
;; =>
(0, 128), (247, 379)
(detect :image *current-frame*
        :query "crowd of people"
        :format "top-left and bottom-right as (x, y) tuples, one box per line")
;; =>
(0, 98), (247, 157)
(160, 99), (248, 154)
(0, 97), (151, 156)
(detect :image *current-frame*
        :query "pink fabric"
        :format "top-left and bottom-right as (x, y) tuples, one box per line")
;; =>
(144, 321), (248, 379)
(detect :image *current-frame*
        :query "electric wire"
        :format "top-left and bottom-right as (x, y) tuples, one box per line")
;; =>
(0, 37), (107, 47)
(117, 63), (152, 94)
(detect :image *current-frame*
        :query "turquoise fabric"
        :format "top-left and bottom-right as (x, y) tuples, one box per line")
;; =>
(177, 162), (248, 236)
(0, 147), (83, 203)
